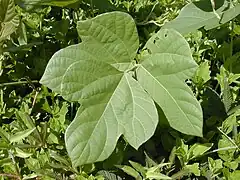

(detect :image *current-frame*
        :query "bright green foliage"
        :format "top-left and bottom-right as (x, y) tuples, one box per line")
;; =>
(230, 171), (240, 180)
(163, 0), (240, 35)
(40, 11), (202, 166)
(188, 143), (213, 160)
(118, 158), (172, 180)
(16, 0), (79, 7)
(1, 0), (240, 179)
(193, 61), (211, 87)
(175, 139), (212, 166)
(9, 127), (36, 143)
(0, 0), (19, 42)
(218, 136), (236, 162)
(184, 163), (200, 176)
(208, 157), (223, 174)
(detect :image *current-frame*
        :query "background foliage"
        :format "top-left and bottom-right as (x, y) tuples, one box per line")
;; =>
(0, 0), (240, 179)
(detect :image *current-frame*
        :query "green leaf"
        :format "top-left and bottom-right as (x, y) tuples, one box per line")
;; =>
(16, 111), (35, 129)
(218, 136), (236, 162)
(193, 61), (211, 87)
(97, 171), (122, 180)
(15, 148), (32, 158)
(146, 171), (172, 180)
(224, 161), (238, 170)
(49, 102), (68, 133)
(84, 0), (116, 12)
(40, 42), (120, 94)
(65, 73), (158, 166)
(16, 0), (79, 7)
(137, 29), (203, 137)
(16, 111), (42, 143)
(184, 163), (200, 176)
(230, 170), (240, 180)
(222, 78), (233, 112)
(10, 127), (36, 143)
(147, 163), (171, 173)
(41, 12), (158, 167)
(144, 152), (158, 167)
(17, 20), (27, 45)
(175, 139), (189, 165)
(77, 11), (139, 68)
(208, 157), (223, 174)
(117, 165), (142, 179)
(129, 161), (146, 178)
(224, 52), (240, 74)
(41, 12), (139, 93)
(163, 0), (240, 35)
(0, 158), (12, 166)
(233, 24), (240, 35)
(0, 126), (10, 143)
(0, 0), (19, 42)
(222, 115), (236, 134)
(50, 151), (70, 166)
(188, 143), (213, 160)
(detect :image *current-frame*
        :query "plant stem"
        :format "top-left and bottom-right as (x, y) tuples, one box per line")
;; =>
(0, 173), (21, 179)
(217, 127), (240, 151)
(30, 89), (39, 114)
(90, 0), (94, 17)
(0, 80), (39, 87)
(229, 21), (234, 69)
(9, 150), (21, 179)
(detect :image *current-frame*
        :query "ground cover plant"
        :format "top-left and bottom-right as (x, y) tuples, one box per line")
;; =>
(0, 0), (240, 179)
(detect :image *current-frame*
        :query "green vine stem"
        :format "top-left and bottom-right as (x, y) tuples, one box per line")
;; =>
(0, 80), (39, 87)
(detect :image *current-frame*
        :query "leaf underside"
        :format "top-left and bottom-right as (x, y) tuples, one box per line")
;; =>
(41, 12), (203, 167)
(137, 29), (203, 137)
(41, 12), (158, 166)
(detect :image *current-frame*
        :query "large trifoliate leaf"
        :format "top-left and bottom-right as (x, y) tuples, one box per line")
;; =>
(137, 29), (203, 137)
(40, 12), (158, 167)
(163, 0), (240, 35)
(0, 0), (19, 42)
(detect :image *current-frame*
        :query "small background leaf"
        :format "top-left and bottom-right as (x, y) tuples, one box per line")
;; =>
(15, 0), (80, 8)
(10, 127), (36, 143)
(0, 0), (19, 42)
(188, 143), (213, 160)
(163, 0), (240, 35)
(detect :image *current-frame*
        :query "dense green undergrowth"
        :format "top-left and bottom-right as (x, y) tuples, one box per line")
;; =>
(0, 0), (240, 179)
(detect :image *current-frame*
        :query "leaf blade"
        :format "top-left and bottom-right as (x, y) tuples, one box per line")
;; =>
(137, 29), (203, 137)
(162, 0), (240, 35)
(0, 0), (19, 42)
(65, 74), (158, 166)
(77, 11), (139, 63)
(10, 127), (36, 143)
